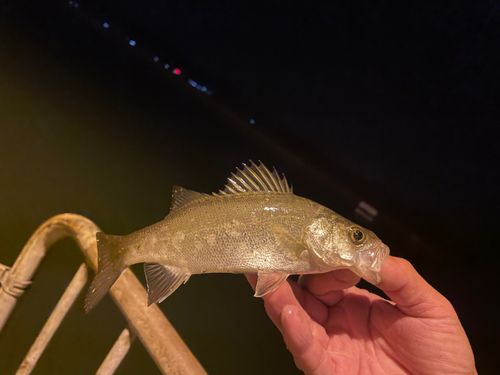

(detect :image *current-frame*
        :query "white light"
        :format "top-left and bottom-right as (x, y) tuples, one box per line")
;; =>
(188, 79), (197, 87)
(153, 56), (159, 62)
(164, 64), (170, 69)
(263, 207), (278, 211)
(249, 119), (255, 124)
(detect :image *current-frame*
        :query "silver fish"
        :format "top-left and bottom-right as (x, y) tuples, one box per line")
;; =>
(84, 161), (389, 313)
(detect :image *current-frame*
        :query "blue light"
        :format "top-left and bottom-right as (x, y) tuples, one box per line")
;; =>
(164, 64), (170, 69)
(249, 119), (255, 124)
(103, 22), (109, 28)
(153, 56), (159, 62)
(129, 40), (136, 46)
(188, 79), (197, 87)
(194, 84), (211, 94)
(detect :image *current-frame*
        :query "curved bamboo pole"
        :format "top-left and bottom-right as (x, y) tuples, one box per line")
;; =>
(96, 327), (135, 375)
(0, 213), (206, 375)
(16, 263), (89, 375)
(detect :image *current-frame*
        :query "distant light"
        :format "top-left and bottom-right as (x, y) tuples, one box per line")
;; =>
(103, 22), (109, 28)
(164, 63), (170, 69)
(249, 119), (255, 124)
(153, 56), (159, 62)
(193, 84), (212, 95)
(172, 68), (181, 75)
(129, 40), (136, 46)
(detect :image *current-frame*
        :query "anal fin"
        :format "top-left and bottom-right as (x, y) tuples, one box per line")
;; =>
(144, 263), (191, 306)
(255, 271), (289, 297)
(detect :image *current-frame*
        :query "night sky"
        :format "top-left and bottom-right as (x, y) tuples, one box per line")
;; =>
(52, 0), (499, 243)
(1, 0), (499, 373)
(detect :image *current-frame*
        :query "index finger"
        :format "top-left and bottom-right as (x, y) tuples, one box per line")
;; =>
(245, 274), (328, 328)
(298, 269), (361, 306)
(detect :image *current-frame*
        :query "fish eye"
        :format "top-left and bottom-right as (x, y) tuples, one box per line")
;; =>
(348, 226), (366, 244)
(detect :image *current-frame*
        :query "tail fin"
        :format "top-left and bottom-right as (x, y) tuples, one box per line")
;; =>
(84, 232), (126, 313)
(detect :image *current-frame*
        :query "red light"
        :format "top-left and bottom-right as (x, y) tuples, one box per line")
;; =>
(173, 68), (181, 75)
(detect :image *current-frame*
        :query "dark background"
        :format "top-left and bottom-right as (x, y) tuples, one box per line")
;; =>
(0, 0), (498, 373)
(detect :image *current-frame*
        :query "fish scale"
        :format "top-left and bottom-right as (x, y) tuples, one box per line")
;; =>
(132, 192), (321, 272)
(84, 161), (389, 313)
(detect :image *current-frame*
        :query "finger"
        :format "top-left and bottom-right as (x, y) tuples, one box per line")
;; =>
(323, 288), (375, 334)
(378, 256), (453, 318)
(281, 304), (334, 374)
(245, 273), (258, 291)
(299, 269), (360, 306)
(245, 274), (328, 328)
(288, 280), (329, 325)
(245, 274), (299, 331)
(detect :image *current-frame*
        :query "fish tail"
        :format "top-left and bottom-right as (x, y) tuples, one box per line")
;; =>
(84, 232), (126, 313)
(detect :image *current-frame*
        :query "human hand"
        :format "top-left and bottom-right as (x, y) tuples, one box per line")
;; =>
(247, 256), (476, 375)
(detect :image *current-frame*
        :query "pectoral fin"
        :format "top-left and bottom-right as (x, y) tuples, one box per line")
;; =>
(255, 271), (289, 297)
(144, 263), (191, 306)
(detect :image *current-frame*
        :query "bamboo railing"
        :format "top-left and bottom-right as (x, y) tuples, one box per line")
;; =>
(0, 213), (206, 375)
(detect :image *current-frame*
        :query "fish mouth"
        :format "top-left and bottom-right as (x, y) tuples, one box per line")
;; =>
(352, 243), (390, 285)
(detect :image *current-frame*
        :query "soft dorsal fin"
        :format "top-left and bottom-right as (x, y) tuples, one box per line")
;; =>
(214, 161), (293, 196)
(170, 185), (207, 212)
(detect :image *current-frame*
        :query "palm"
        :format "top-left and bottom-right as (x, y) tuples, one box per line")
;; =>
(248, 257), (476, 375)
(303, 286), (465, 374)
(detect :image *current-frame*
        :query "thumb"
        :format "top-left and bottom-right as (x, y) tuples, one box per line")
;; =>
(378, 256), (453, 318)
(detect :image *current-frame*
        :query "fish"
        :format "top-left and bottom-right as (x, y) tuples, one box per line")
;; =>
(84, 161), (389, 313)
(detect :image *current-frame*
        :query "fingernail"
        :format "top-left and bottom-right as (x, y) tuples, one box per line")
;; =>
(244, 274), (256, 291)
(281, 304), (294, 324)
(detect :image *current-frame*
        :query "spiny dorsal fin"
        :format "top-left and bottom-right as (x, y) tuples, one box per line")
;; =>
(171, 185), (207, 212)
(214, 161), (292, 196)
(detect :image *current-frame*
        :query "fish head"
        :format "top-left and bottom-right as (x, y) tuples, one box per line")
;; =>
(303, 215), (390, 285)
